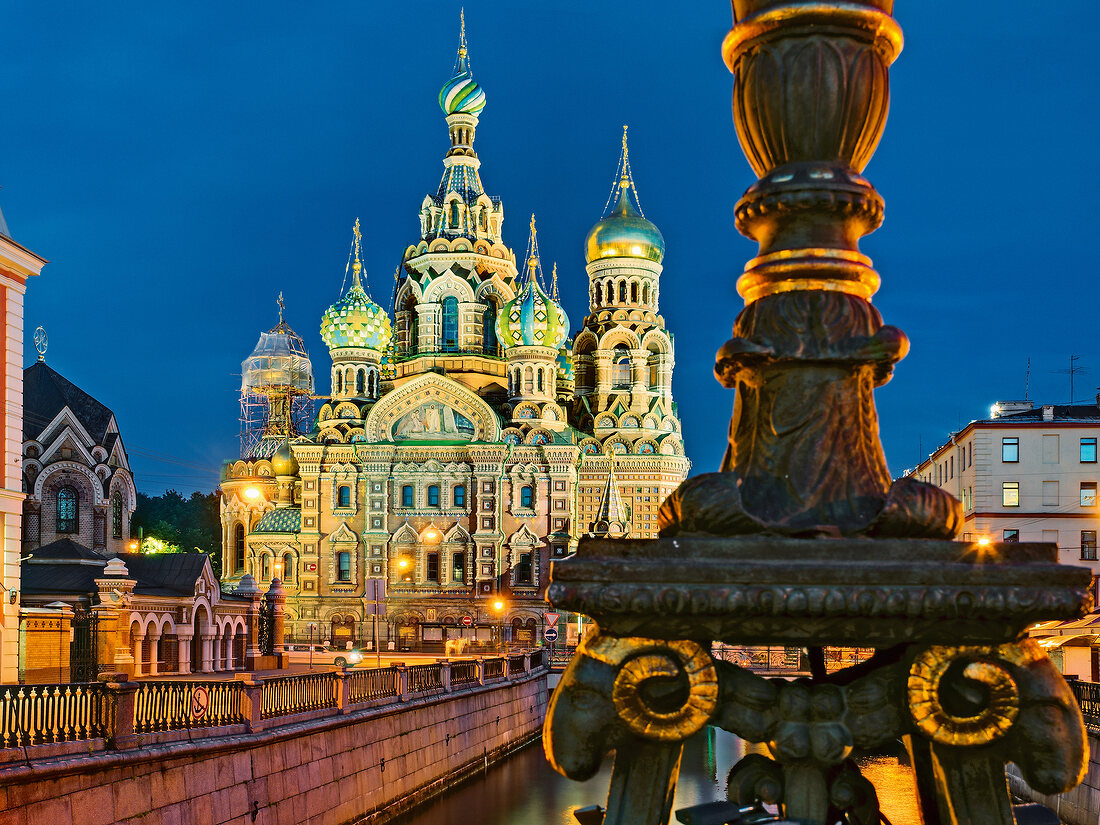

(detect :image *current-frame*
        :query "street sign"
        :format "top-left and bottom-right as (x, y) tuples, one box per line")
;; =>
(191, 685), (209, 720)
(461, 615), (473, 627)
(545, 612), (559, 628)
(544, 627), (558, 642)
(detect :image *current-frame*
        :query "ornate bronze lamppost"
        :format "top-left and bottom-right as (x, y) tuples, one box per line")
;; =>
(543, 3), (1091, 824)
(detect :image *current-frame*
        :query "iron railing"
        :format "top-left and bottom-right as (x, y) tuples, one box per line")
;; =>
(261, 673), (337, 719)
(347, 667), (399, 703)
(483, 658), (506, 680)
(450, 661), (478, 687)
(508, 654), (527, 676)
(134, 681), (246, 733)
(1070, 678), (1100, 727)
(0, 683), (113, 747)
(407, 664), (442, 693)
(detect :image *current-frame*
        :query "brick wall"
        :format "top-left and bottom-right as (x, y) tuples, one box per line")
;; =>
(0, 673), (548, 825)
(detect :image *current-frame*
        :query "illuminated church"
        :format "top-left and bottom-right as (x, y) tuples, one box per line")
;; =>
(219, 20), (688, 650)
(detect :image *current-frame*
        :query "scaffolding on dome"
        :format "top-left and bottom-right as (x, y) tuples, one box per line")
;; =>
(239, 294), (316, 459)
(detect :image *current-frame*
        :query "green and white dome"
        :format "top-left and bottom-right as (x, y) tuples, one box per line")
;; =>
(439, 17), (485, 116)
(320, 228), (392, 352)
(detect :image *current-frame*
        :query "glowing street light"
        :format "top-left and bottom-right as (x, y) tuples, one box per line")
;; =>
(244, 486), (262, 501)
(492, 599), (506, 653)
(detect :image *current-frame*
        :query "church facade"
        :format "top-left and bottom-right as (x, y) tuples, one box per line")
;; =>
(220, 23), (689, 650)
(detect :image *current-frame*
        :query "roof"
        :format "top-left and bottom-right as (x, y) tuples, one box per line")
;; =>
(254, 508), (302, 534)
(21, 563), (100, 595)
(0, 202), (9, 240)
(24, 361), (117, 442)
(26, 538), (104, 562)
(117, 553), (211, 596)
(21, 541), (213, 598)
(993, 404), (1100, 423)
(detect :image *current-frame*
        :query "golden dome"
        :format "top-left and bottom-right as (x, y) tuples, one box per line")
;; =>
(271, 441), (299, 477)
(584, 181), (664, 264)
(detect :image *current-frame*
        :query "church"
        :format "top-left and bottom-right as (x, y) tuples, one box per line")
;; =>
(219, 21), (689, 651)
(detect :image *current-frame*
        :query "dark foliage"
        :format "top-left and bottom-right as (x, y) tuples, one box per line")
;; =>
(131, 490), (222, 578)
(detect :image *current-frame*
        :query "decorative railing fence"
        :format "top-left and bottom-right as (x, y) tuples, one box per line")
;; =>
(134, 681), (246, 734)
(450, 661), (478, 687)
(0, 651), (548, 750)
(1070, 678), (1100, 728)
(0, 683), (113, 748)
(407, 664), (442, 693)
(348, 667), (399, 703)
(261, 673), (337, 720)
(483, 657), (506, 680)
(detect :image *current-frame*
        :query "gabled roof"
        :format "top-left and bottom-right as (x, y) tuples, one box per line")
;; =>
(26, 537), (104, 562)
(117, 552), (210, 596)
(24, 362), (117, 443)
(21, 540), (213, 598)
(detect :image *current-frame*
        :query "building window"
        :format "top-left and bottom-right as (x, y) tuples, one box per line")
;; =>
(520, 485), (533, 508)
(428, 485), (440, 507)
(442, 297), (459, 351)
(1082, 531), (1098, 561)
(283, 552), (294, 582)
(1001, 437), (1019, 463)
(111, 492), (123, 539)
(483, 300), (498, 354)
(234, 524), (245, 572)
(426, 552), (439, 583)
(338, 486), (351, 508)
(1082, 482), (1097, 508)
(452, 552), (464, 582)
(515, 552), (532, 585)
(1002, 481), (1020, 507)
(262, 556), (271, 580)
(1003, 529), (1020, 542)
(453, 485), (466, 507)
(481, 517), (492, 529)
(337, 552), (351, 582)
(612, 349), (631, 389)
(401, 485), (414, 507)
(1083, 438), (1098, 463)
(482, 481), (494, 493)
(56, 486), (78, 533)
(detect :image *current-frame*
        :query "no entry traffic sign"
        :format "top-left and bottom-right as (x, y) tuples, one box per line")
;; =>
(544, 627), (558, 642)
(461, 615), (473, 627)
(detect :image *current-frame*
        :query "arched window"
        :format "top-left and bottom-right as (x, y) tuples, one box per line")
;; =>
(401, 485), (414, 507)
(428, 485), (440, 507)
(613, 348), (632, 388)
(537, 369), (544, 392)
(643, 283), (650, 304)
(483, 300), (498, 354)
(405, 296), (419, 355)
(649, 361), (659, 390)
(283, 552), (294, 583)
(234, 524), (245, 572)
(338, 486), (351, 508)
(368, 370), (377, 397)
(262, 555), (271, 580)
(452, 552), (465, 582)
(442, 297), (459, 351)
(111, 492), (123, 539)
(337, 552), (351, 582)
(335, 370), (343, 395)
(56, 486), (78, 533)
(356, 370), (365, 396)
(619, 281), (627, 302)
(520, 485), (533, 508)
(524, 366), (534, 394)
(450, 202), (460, 228)
(515, 552), (533, 584)
(605, 281), (613, 304)
(453, 485), (466, 507)
(631, 282), (639, 302)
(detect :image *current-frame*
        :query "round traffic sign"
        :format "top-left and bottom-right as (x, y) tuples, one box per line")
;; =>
(461, 615), (473, 627)
(543, 627), (558, 642)
(191, 685), (209, 720)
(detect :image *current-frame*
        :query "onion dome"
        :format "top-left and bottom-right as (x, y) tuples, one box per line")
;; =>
(439, 12), (486, 116)
(496, 217), (569, 350)
(320, 220), (393, 352)
(271, 440), (298, 477)
(557, 346), (574, 380)
(584, 126), (665, 264)
(242, 294), (314, 394)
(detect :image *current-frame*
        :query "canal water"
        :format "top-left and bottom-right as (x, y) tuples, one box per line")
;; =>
(391, 727), (921, 825)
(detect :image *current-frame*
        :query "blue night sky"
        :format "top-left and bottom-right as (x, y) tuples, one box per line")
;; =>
(3, 2), (1097, 494)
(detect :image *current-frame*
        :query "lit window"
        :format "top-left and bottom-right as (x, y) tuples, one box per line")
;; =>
(111, 492), (123, 539)
(1002, 437), (1019, 463)
(442, 297), (459, 352)
(453, 485), (466, 507)
(520, 485), (533, 508)
(1082, 531), (1098, 561)
(1002, 482), (1020, 507)
(337, 552), (351, 582)
(56, 486), (78, 533)
(452, 552), (464, 582)
(1082, 482), (1097, 508)
(1003, 529), (1019, 542)
(428, 485), (440, 507)
(338, 486), (351, 508)
(262, 556), (271, 580)
(1083, 438), (1098, 463)
(401, 485), (414, 507)
(283, 552), (294, 582)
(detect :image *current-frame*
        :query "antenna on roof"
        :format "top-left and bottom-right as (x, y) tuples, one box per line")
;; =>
(1024, 357), (1030, 402)
(1053, 355), (1087, 405)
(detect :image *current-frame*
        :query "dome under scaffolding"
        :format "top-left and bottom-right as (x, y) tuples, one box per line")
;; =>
(239, 294), (316, 459)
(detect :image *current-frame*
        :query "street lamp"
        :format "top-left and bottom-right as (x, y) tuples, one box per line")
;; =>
(492, 598), (506, 654)
(244, 486), (262, 501)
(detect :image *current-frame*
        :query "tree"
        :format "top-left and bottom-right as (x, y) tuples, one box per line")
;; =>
(131, 490), (222, 579)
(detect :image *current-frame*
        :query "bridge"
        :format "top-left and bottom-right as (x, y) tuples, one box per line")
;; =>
(0, 651), (548, 825)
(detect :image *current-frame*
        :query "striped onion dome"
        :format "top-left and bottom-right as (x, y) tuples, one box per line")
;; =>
(439, 44), (485, 116)
(497, 276), (569, 351)
(320, 227), (392, 352)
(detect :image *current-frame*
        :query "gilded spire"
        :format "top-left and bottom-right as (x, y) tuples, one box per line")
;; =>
(620, 124), (631, 190)
(551, 262), (559, 300)
(459, 7), (467, 58)
(526, 213), (540, 280)
(351, 217), (363, 290)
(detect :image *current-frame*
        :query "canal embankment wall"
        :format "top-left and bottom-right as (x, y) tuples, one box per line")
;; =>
(0, 654), (549, 825)
(1007, 728), (1100, 824)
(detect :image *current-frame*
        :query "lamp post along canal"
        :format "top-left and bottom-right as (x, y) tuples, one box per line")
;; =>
(541, 3), (1092, 825)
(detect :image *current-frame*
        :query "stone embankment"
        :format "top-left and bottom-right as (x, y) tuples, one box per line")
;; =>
(0, 652), (548, 825)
